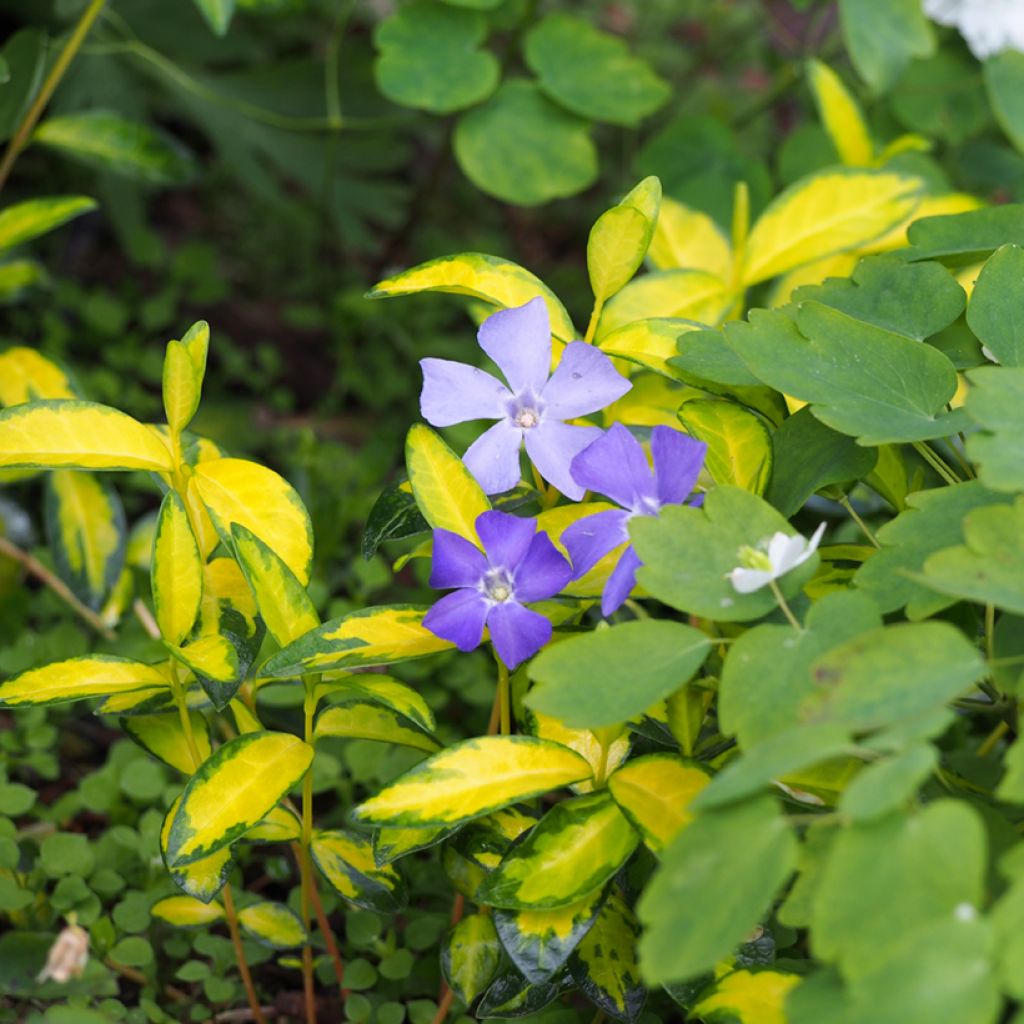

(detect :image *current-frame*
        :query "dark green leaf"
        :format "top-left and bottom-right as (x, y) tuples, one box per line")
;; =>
(985, 50), (1024, 156)
(838, 0), (934, 93)
(362, 484), (429, 560)
(0, 29), (45, 143)
(907, 204), (1024, 265)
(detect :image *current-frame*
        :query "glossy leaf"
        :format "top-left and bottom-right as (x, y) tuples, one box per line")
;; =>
(193, 457), (313, 585)
(677, 398), (772, 494)
(34, 112), (196, 185)
(373, 823), (456, 866)
(0, 655), (168, 707)
(477, 792), (638, 910)
(598, 318), (702, 379)
(164, 731), (313, 867)
(694, 969), (801, 1024)
(150, 895), (225, 927)
(0, 347), (77, 405)
(597, 270), (734, 338)
(607, 755), (710, 856)
(310, 830), (405, 912)
(361, 483), (429, 559)
(807, 60), (873, 166)
(354, 735), (592, 828)
(162, 321), (208, 435)
(314, 698), (440, 753)
(243, 805), (301, 843)
(122, 711), (212, 775)
(442, 914), (502, 1006)
(0, 400), (172, 471)
(405, 424), (490, 543)
(161, 796), (233, 903)
(238, 901), (306, 948)
(318, 675), (436, 732)
(647, 196), (733, 279)
(152, 490), (203, 646)
(528, 620), (711, 729)
(0, 196), (96, 252)
(588, 177), (661, 303)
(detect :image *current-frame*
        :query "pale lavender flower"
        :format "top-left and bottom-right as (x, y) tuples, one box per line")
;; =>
(419, 298), (631, 500)
(423, 510), (572, 669)
(562, 423), (707, 616)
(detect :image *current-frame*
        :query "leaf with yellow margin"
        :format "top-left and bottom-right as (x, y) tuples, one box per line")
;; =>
(598, 318), (703, 379)
(161, 795), (233, 903)
(647, 197), (733, 280)
(238, 901), (306, 948)
(597, 270), (734, 337)
(311, 829), (406, 912)
(693, 968), (801, 1024)
(150, 895), (225, 927)
(0, 346), (77, 404)
(443, 913), (503, 1006)
(677, 398), (772, 495)
(152, 490), (203, 646)
(316, 674), (436, 732)
(807, 60), (874, 166)
(121, 711), (212, 775)
(315, 698), (441, 753)
(0, 655), (169, 707)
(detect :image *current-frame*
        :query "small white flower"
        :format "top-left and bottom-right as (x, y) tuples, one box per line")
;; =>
(727, 523), (826, 595)
(954, 901), (978, 922)
(37, 920), (89, 984)
(923, 0), (1024, 60)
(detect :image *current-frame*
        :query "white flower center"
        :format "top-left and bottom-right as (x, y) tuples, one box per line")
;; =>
(508, 391), (544, 431)
(516, 409), (539, 429)
(482, 568), (515, 603)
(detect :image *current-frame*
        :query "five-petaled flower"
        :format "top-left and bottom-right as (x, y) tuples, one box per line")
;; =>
(419, 297), (631, 500)
(423, 509), (572, 669)
(562, 423), (707, 616)
(727, 523), (827, 594)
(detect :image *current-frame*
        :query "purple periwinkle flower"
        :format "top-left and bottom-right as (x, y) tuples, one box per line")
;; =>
(562, 423), (708, 617)
(423, 510), (573, 670)
(419, 297), (632, 500)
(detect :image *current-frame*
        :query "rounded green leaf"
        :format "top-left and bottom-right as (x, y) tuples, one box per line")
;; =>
(454, 79), (598, 206)
(374, 2), (499, 114)
(524, 14), (669, 127)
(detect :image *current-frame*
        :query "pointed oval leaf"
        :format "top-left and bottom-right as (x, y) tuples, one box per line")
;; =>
(161, 796), (233, 903)
(0, 400), (173, 471)
(150, 895), (225, 927)
(477, 792), (639, 910)
(0, 196), (97, 252)
(122, 711), (212, 775)
(315, 699), (441, 753)
(165, 731), (313, 867)
(317, 675), (436, 732)
(243, 805), (302, 844)
(152, 490), (203, 646)
(694, 968), (801, 1024)
(677, 398), (772, 494)
(443, 913), (503, 1006)
(237, 901), (306, 948)
(807, 60), (873, 166)
(0, 655), (168, 707)
(597, 270), (734, 338)
(647, 197), (733, 279)
(163, 334), (204, 436)
(588, 178), (662, 304)
(0, 346), (77, 405)
(598, 318), (702, 379)
(193, 457), (313, 585)
(310, 829), (406, 912)
(354, 736), (592, 828)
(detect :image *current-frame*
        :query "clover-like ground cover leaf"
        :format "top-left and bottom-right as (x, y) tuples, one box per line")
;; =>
(631, 485), (820, 622)
(639, 795), (797, 985)
(723, 304), (967, 444)
(527, 620), (710, 729)
(966, 245), (1024, 366)
(801, 622), (986, 734)
(792, 253), (965, 341)
(373, 2), (499, 115)
(906, 204), (1024, 265)
(524, 13), (669, 127)
(837, 0), (934, 94)
(921, 498), (1024, 614)
(811, 801), (986, 974)
(966, 366), (1024, 491)
(854, 481), (1012, 619)
(453, 80), (598, 206)
(838, 744), (937, 823)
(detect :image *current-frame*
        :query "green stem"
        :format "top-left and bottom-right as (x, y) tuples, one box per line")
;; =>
(986, 603), (996, 665)
(497, 658), (512, 736)
(583, 298), (604, 345)
(768, 577), (803, 632)
(912, 441), (961, 486)
(299, 683), (317, 1024)
(977, 719), (1009, 757)
(838, 495), (880, 549)
(324, 0), (356, 129)
(0, 0), (107, 191)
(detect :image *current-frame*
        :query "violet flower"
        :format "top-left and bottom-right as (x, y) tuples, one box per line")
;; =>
(423, 509), (572, 670)
(419, 297), (631, 500)
(562, 423), (707, 616)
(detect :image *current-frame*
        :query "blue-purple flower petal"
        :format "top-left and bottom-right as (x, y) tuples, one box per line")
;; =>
(524, 419), (602, 501)
(542, 341), (631, 420)
(476, 510), (536, 571)
(513, 532), (573, 603)
(562, 508), (631, 580)
(423, 588), (490, 652)
(420, 358), (511, 428)
(569, 422), (657, 511)
(429, 529), (489, 590)
(487, 601), (552, 670)
(601, 545), (643, 616)
(652, 426), (707, 506)
(477, 297), (552, 396)
(463, 419), (524, 495)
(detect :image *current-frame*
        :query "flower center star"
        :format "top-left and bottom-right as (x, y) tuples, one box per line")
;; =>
(508, 392), (544, 430)
(481, 568), (515, 603)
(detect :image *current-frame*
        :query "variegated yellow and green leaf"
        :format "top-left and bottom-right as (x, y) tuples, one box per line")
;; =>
(444, 842), (489, 900)
(121, 710), (212, 775)
(442, 913), (502, 1007)
(310, 829), (406, 912)
(406, 424), (490, 543)
(193, 457), (314, 585)
(368, 252), (577, 343)
(373, 823), (456, 866)
(607, 754), (710, 856)
(476, 969), (575, 1018)
(0, 346), (77, 405)
(169, 633), (244, 710)
(164, 731), (313, 867)
(597, 270), (735, 338)
(97, 683), (209, 717)
(316, 674), (435, 732)
(0, 400), (173, 471)
(198, 557), (261, 645)
(0, 196), (97, 252)
(231, 522), (319, 647)
(677, 398), (772, 495)
(493, 887), (605, 984)
(598, 318), (702, 379)
(692, 968), (801, 1024)
(524, 709), (630, 795)
(588, 177), (662, 304)
(230, 698), (264, 735)
(162, 321), (209, 436)
(99, 565), (133, 628)
(0, 655), (169, 707)
(237, 901), (306, 948)
(806, 59), (874, 167)
(354, 736), (592, 829)
(126, 512), (158, 570)
(569, 891), (646, 1023)
(150, 895), (225, 928)
(161, 795), (233, 903)
(260, 605), (452, 679)
(647, 197), (734, 280)
(243, 804), (301, 844)
(184, 475), (221, 559)
(314, 698), (441, 753)
(477, 791), (639, 910)
(152, 490), (204, 646)
(44, 470), (126, 611)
